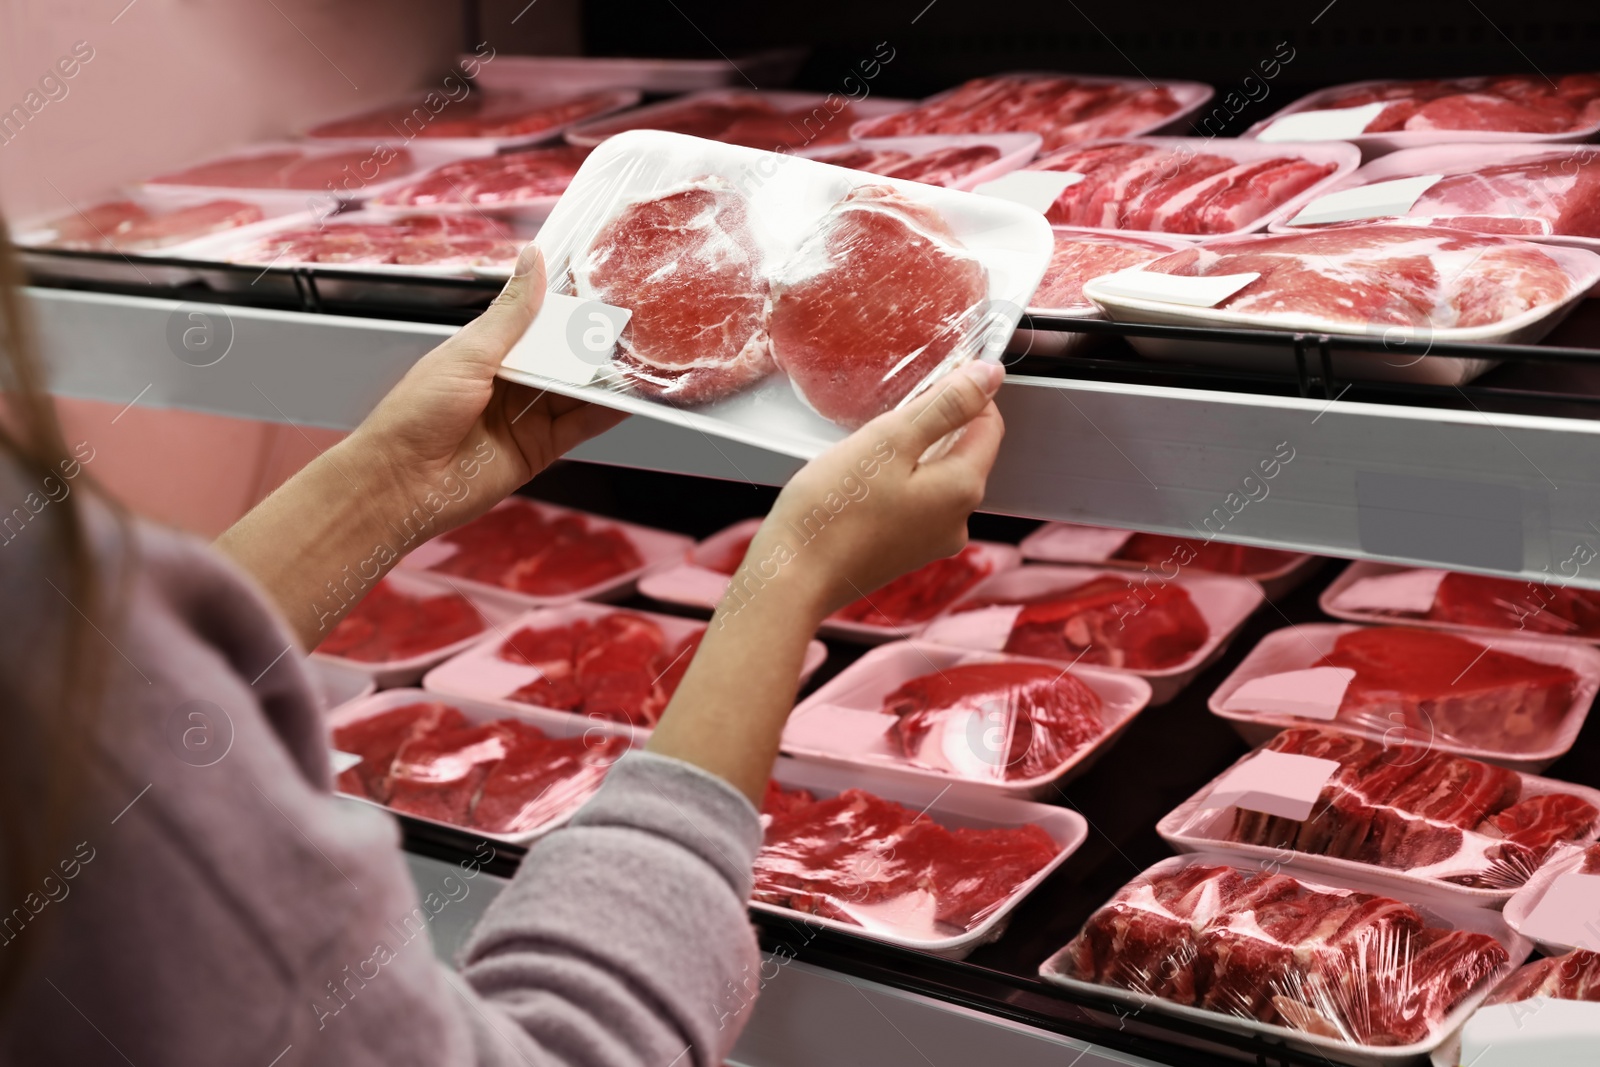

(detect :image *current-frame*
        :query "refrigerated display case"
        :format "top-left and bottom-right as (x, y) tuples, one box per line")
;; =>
(17, 1), (1600, 1063)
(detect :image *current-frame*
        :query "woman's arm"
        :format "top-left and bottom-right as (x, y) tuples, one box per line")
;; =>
(215, 247), (626, 650)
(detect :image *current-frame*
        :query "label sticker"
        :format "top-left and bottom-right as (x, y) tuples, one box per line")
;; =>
(1520, 872), (1600, 951)
(501, 290), (633, 387)
(1460, 998), (1600, 1067)
(1330, 568), (1448, 614)
(426, 652), (546, 701)
(402, 538), (460, 572)
(974, 170), (1085, 214)
(330, 749), (363, 774)
(1025, 523), (1136, 563)
(1201, 749), (1341, 821)
(919, 604), (1023, 651)
(1256, 102), (1389, 142)
(1088, 269), (1261, 308)
(784, 704), (895, 754)
(1222, 666), (1356, 722)
(1288, 174), (1445, 226)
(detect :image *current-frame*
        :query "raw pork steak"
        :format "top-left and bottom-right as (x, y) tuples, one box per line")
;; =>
(768, 184), (989, 429)
(574, 175), (774, 404)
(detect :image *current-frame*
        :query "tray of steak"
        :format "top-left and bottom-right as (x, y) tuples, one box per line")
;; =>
(306, 88), (641, 151)
(918, 565), (1264, 704)
(1160, 727), (1600, 904)
(1019, 522), (1320, 599)
(800, 133), (1039, 191)
(1039, 853), (1529, 1064)
(564, 89), (909, 151)
(1322, 562), (1600, 645)
(1209, 623), (1600, 771)
(365, 144), (592, 219)
(310, 571), (508, 688)
(753, 756), (1086, 958)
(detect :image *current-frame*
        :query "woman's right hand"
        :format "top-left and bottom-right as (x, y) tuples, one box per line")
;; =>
(736, 360), (1006, 624)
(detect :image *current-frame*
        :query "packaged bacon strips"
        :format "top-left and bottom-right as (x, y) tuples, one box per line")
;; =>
(1159, 727), (1600, 903)
(1039, 854), (1527, 1056)
(497, 129), (1052, 459)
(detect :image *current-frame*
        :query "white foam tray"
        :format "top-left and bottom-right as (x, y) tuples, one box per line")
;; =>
(564, 88), (911, 148)
(1208, 622), (1600, 773)
(759, 755), (1088, 959)
(1038, 851), (1533, 1067)
(918, 564), (1266, 705)
(308, 656), (377, 712)
(1502, 845), (1600, 956)
(798, 132), (1042, 191)
(782, 639), (1151, 800)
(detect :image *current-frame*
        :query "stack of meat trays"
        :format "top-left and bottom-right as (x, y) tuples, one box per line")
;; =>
(1208, 622), (1600, 772)
(1322, 562), (1600, 645)
(638, 517), (1021, 643)
(329, 689), (633, 845)
(799, 133), (1040, 191)
(916, 564), (1265, 703)
(1041, 854), (1528, 1063)
(421, 602), (827, 732)
(1018, 522), (1321, 599)
(309, 572), (507, 688)
(563, 89), (910, 151)
(395, 497), (692, 615)
(753, 756), (1086, 958)
(1159, 727), (1600, 905)
(1504, 842), (1600, 956)
(780, 639), (1150, 797)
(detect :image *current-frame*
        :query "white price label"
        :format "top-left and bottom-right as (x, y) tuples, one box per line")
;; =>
(501, 290), (633, 387)
(1330, 569), (1447, 614)
(974, 170), (1085, 214)
(1461, 998), (1600, 1067)
(1520, 872), (1600, 951)
(401, 538), (460, 572)
(330, 750), (363, 774)
(1088, 269), (1260, 308)
(919, 604), (1022, 652)
(784, 704), (896, 754)
(1288, 174), (1445, 226)
(425, 651), (547, 702)
(642, 564), (731, 607)
(1256, 102), (1389, 143)
(1200, 749), (1341, 821)
(1221, 666), (1356, 722)
(1024, 523), (1135, 563)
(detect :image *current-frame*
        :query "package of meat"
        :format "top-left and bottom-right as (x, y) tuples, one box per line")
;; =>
(1208, 623), (1600, 772)
(799, 134), (1040, 192)
(636, 517), (1022, 643)
(1082, 225), (1600, 387)
(1503, 843), (1600, 956)
(917, 564), (1264, 704)
(1018, 522), (1320, 599)
(564, 89), (910, 151)
(468, 49), (808, 96)
(138, 141), (478, 208)
(1017, 137), (1357, 237)
(308, 656), (377, 713)
(309, 572), (510, 688)
(498, 129), (1052, 458)
(754, 755), (1086, 957)
(1441, 947), (1600, 1067)
(420, 601), (827, 731)
(395, 497), (691, 614)
(781, 639), (1150, 798)
(328, 688), (633, 844)
(850, 73), (1214, 153)
(1322, 561), (1600, 646)
(1159, 727), (1600, 906)
(1271, 143), (1600, 253)
(364, 145), (592, 220)
(1039, 853), (1528, 1061)
(1246, 74), (1600, 159)
(306, 88), (641, 151)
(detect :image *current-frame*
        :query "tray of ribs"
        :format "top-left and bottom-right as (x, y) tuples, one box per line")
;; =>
(917, 564), (1265, 704)
(1504, 842), (1600, 957)
(328, 689), (632, 845)
(1323, 562), (1600, 646)
(753, 755), (1087, 958)
(395, 496), (692, 614)
(638, 517), (1021, 643)
(1019, 522), (1321, 600)
(1209, 623), (1600, 772)
(1039, 853), (1530, 1064)
(1160, 727), (1600, 905)
(421, 601), (827, 733)
(310, 571), (511, 688)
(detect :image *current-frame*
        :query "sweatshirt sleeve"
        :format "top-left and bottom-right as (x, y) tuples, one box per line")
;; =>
(457, 751), (764, 1067)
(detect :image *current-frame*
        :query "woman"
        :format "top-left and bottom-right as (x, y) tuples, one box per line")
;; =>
(0, 234), (1004, 1064)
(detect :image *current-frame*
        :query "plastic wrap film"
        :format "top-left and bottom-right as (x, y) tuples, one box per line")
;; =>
(331, 701), (625, 835)
(1486, 949), (1600, 1005)
(370, 145), (592, 209)
(1175, 728), (1600, 891)
(493, 611), (700, 727)
(315, 578), (484, 664)
(1046, 859), (1511, 1047)
(1264, 74), (1600, 138)
(754, 782), (1060, 932)
(422, 499), (644, 597)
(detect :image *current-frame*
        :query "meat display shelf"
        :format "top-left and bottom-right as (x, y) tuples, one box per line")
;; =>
(30, 276), (1600, 590)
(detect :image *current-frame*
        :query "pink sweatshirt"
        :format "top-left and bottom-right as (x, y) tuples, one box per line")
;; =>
(0, 486), (762, 1065)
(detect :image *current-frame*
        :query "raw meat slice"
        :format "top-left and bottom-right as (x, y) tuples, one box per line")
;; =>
(309, 90), (623, 139)
(1139, 226), (1577, 330)
(1483, 793), (1599, 856)
(1406, 93), (1575, 134)
(385, 720), (509, 825)
(820, 147), (913, 173)
(883, 661), (1104, 780)
(428, 501), (645, 596)
(316, 579), (483, 663)
(235, 214), (519, 269)
(768, 184), (989, 429)
(1427, 571), (1600, 638)
(1359, 756), (1520, 866)
(718, 104), (857, 150)
(880, 144), (1002, 187)
(150, 147), (415, 191)
(1307, 74), (1600, 135)
(151, 150), (306, 188)
(471, 721), (624, 833)
(918, 822), (1059, 928)
(331, 702), (460, 803)
(39, 199), (263, 252)
(970, 575), (1209, 671)
(1112, 535), (1302, 577)
(1318, 627), (1578, 752)
(1030, 231), (1184, 313)
(373, 145), (590, 207)
(499, 612), (700, 726)
(1487, 950), (1600, 1004)
(834, 545), (995, 626)
(573, 176), (775, 404)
